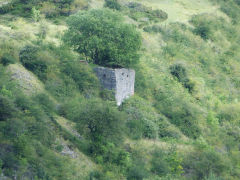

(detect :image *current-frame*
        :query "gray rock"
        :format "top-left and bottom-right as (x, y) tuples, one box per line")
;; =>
(61, 144), (78, 159)
(94, 67), (135, 106)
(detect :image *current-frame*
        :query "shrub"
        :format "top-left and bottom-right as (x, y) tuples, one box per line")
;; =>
(151, 149), (170, 176)
(0, 54), (16, 66)
(57, 96), (84, 119)
(33, 93), (56, 115)
(158, 115), (182, 139)
(183, 150), (228, 180)
(0, 3), (14, 14)
(0, 0), (79, 18)
(99, 89), (115, 101)
(151, 147), (183, 177)
(194, 23), (212, 40)
(122, 97), (159, 139)
(88, 170), (105, 180)
(143, 25), (163, 33)
(170, 63), (195, 93)
(127, 2), (168, 22)
(45, 75), (78, 99)
(127, 160), (149, 180)
(61, 60), (99, 95)
(0, 95), (17, 121)
(64, 9), (142, 68)
(104, 0), (121, 10)
(124, 106), (158, 139)
(93, 142), (131, 167)
(190, 14), (214, 40)
(40, 2), (59, 18)
(62, 98), (128, 160)
(220, 1), (240, 24)
(19, 45), (48, 80)
(154, 80), (201, 139)
(170, 63), (188, 82)
(217, 103), (240, 123)
(149, 9), (168, 22)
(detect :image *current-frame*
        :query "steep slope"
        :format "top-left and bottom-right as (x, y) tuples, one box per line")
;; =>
(0, 0), (240, 179)
(1, 62), (98, 179)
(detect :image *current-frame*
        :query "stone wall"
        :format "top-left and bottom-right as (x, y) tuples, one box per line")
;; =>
(94, 67), (135, 105)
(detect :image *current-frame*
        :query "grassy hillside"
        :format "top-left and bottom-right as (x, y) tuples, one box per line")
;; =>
(0, 0), (240, 179)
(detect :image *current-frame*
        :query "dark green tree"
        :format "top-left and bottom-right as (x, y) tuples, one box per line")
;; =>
(64, 9), (142, 68)
(76, 99), (125, 145)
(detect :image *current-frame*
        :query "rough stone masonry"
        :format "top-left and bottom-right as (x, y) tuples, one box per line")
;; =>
(94, 67), (135, 106)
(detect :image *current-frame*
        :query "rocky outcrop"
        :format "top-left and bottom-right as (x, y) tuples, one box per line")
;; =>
(7, 64), (44, 95)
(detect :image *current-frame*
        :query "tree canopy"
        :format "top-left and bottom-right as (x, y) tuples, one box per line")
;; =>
(64, 9), (142, 68)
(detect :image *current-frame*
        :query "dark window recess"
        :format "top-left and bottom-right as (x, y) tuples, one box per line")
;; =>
(103, 74), (106, 78)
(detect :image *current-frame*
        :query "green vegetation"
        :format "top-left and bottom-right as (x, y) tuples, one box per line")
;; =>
(0, 0), (240, 179)
(64, 9), (142, 68)
(104, 0), (121, 10)
(126, 2), (168, 23)
(0, 0), (88, 18)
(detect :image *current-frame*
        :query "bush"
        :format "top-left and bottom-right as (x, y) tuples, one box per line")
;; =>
(40, 2), (59, 18)
(158, 115), (182, 139)
(19, 45), (48, 80)
(0, 54), (16, 66)
(45, 75), (78, 99)
(127, 2), (168, 22)
(151, 149), (170, 176)
(183, 150), (228, 180)
(93, 142), (131, 167)
(60, 98), (128, 160)
(194, 23), (212, 40)
(61, 60), (99, 95)
(127, 160), (149, 180)
(75, 99), (126, 145)
(0, 3), (14, 14)
(0, 0), (79, 18)
(88, 170), (105, 180)
(64, 9), (142, 68)
(170, 63), (195, 93)
(170, 63), (188, 82)
(104, 0), (121, 10)
(217, 103), (240, 123)
(219, 1), (240, 24)
(33, 93), (56, 115)
(190, 14), (214, 40)
(143, 25), (163, 33)
(149, 9), (168, 22)
(154, 80), (201, 139)
(151, 147), (183, 177)
(122, 97), (159, 139)
(0, 95), (17, 121)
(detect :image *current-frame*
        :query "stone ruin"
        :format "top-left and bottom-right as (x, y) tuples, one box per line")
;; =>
(94, 67), (135, 106)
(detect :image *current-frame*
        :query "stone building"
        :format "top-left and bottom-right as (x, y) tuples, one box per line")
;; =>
(94, 67), (135, 106)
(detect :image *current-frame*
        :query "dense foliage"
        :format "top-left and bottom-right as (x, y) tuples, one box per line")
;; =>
(64, 9), (142, 68)
(0, 0), (88, 18)
(104, 0), (122, 10)
(1, 0), (240, 179)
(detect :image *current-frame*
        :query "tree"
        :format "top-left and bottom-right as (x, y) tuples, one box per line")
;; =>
(76, 99), (126, 145)
(64, 9), (142, 68)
